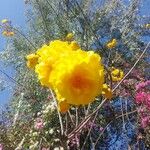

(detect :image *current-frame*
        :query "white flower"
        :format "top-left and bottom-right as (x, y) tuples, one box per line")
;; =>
(49, 129), (54, 135)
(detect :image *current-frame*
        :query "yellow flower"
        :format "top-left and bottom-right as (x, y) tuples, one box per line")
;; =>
(28, 39), (105, 106)
(1, 19), (8, 24)
(8, 31), (15, 36)
(145, 24), (150, 29)
(35, 61), (52, 87)
(26, 53), (39, 69)
(37, 40), (76, 61)
(111, 68), (124, 81)
(106, 39), (117, 49)
(35, 40), (80, 88)
(56, 89), (70, 113)
(58, 100), (70, 113)
(102, 84), (112, 100)
(70, 41), (80, 50)
(50, 50), (104, 105)
(66, 33), (74, 40)
(2, 31), (14, 37)
(2, 31), (8, 36)
(49, 40), (74, 52)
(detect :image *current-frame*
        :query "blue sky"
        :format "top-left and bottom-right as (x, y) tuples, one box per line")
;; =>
(0, 0), (149, 109)
(0, 0), (25, 108)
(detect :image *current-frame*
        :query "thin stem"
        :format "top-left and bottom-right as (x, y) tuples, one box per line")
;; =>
(50, 89), (64, 135)
(85, 104), (91, 117)
(93, 110), (137, 148)
(0, 24), (37, 49)
(68, 110), (75, 126)
(68, 99), (106, 139)
(120, 98), (125, 130)
(75, 107), (78, 127)
(81, 111), (99, 150)
(65, 113), (68, 135)
(0, 69), (35, 100)
(73, 0), (108, 55)
(35, 0), (51, 42)
(38, 138), (43, 150)
(12, 27), (37, 49)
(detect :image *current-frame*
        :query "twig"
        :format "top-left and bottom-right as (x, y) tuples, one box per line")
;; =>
(75, 107), (78, 127)
(81, 111), (99, 150)
(12, 27), (37, 49)
(112, 42), (150, 92)
(93, 110), (137, 148)
(35, 0), (51, 42)
(50, 89), (64, 135)
(65, 113), (68, 135)
(68, 110), (75, 126)
(120, 98), (125, 130)
(85, 104), (91, 117)
(0, 25), (37, 49)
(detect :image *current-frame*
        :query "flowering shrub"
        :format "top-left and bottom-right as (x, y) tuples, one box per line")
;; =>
(135, 80), (150, 128)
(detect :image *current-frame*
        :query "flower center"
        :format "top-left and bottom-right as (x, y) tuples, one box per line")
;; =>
(71, 74), (90, 90)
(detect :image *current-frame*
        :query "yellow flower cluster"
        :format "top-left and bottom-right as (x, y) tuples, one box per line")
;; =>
(1, 19), (15, 37)
(66, 33), (74, 40)
(26, 54), (39, 69)
(1, 19), (9, 24)
(102, 84), (113, 100)
(106, 39), (117, 49)
(2, 31), (14, 37)
(26, 39), (105, 112)
(111, 67), (124, 81)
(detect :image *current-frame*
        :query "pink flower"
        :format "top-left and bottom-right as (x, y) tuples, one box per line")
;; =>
(88, 122), (97, 128)
(147, 94), (150, 101)
(141, 116), (150, 128)
(145, 93), (150, 109)
(47, 95), (52, 100)
(138, 107), (145, 114)
(136, 80), (150, 91)
(121, 89), (130, 97)
(123, 80), (129, 84)
(0, 144), (3, 150)
(99, 127), (104, 132)
(145, 80), (150, 86)
(34, 118), (44, 130)
(135, 92), (147, 104)
(136, 82), (146, 91)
